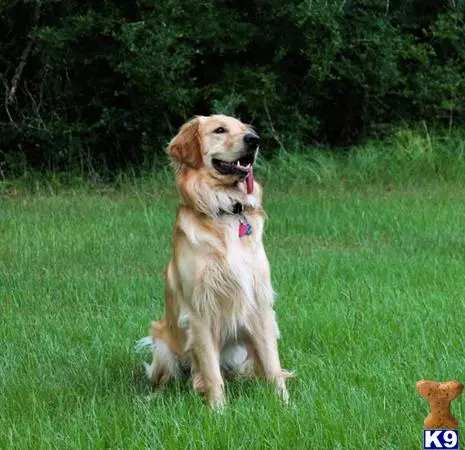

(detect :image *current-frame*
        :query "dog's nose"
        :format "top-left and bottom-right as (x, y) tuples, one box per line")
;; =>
(244, 133), (260, 150)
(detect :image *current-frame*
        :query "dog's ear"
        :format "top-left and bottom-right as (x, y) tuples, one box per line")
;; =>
(168, 117), (203, 169)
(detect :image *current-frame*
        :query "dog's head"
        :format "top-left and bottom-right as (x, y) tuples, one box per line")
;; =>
(168, 115), (259, 181)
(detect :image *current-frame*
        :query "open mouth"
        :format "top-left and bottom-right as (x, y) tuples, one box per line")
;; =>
(212, 152), (255, 177)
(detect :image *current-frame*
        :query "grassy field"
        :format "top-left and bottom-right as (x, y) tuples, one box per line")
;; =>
(1, 136), (465, 449)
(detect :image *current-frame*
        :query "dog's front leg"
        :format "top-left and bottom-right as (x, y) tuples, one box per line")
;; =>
(249, 257), (293, 404)
(247, 307), (290, 404)
(187, 315), (225, 410)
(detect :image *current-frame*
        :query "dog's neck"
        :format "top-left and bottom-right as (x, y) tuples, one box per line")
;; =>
(178, 171), (260, 219)
(218, 201), (245, 217)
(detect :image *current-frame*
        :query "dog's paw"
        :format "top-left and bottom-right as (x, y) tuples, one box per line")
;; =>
(207, 386), (226, 412)
(192, 373), (206, 393)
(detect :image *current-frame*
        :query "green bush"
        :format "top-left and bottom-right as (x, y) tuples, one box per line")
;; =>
(1, 0), (464, 176)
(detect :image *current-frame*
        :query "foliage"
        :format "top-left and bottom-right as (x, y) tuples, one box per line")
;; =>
(1, 0), (465, 175)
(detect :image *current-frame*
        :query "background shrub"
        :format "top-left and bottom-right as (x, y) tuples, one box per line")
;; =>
(1, 0), (464, 176)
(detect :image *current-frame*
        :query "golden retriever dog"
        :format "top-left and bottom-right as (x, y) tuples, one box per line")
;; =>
(138, 115), (293, 409)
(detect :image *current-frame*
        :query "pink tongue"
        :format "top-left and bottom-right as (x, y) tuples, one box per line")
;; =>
(246, 167), (254, 194)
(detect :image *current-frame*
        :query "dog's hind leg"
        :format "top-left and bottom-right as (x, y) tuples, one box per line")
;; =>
(137, 320), (186, 389)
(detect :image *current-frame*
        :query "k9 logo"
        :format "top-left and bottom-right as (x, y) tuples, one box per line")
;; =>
(423, 430), (459, 450)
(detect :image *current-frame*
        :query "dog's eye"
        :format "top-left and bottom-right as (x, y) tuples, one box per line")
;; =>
(214, 127), (226, 134)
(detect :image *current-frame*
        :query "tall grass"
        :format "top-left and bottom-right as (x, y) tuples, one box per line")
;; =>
(2, 128), (465, 196)
(258, 128), (465, 189)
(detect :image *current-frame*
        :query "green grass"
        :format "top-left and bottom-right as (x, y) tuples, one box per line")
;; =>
(2, 135), (465, 448)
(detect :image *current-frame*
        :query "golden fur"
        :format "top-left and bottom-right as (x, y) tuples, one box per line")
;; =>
(140, 114), (293, 409)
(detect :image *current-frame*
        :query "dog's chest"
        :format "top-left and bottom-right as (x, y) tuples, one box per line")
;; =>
(219, 214), (264, 295)
(176, 210), (267, 316)
(222, 212), (263, 256)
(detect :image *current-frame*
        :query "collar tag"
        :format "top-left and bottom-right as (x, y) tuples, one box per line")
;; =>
(239, 216), (252, 238)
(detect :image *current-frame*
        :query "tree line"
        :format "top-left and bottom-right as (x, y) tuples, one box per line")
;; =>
(1, 0), (464, 175)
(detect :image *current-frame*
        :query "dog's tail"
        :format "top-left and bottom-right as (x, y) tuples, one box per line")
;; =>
(134, 336), (156, 382)
(134, 335), (153, 353)
(134, 334), (185, 384)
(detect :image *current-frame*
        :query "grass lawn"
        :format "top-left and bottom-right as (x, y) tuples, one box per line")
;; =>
(1, 167), (465, 448)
